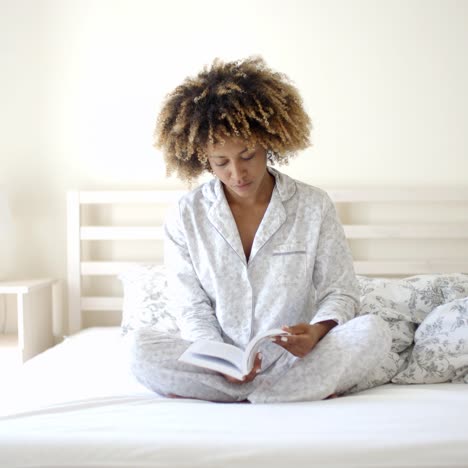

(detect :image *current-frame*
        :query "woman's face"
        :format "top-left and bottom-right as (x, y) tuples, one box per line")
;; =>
(206, 137), (271, 202)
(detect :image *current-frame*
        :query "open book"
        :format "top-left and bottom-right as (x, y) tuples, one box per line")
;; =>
(178, 328), (289, 380)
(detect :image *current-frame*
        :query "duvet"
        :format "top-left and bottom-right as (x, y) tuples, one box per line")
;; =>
(351, 273), (468, 392)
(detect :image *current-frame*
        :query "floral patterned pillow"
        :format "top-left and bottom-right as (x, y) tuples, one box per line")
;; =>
(356, 274), (468, 353)
(358, 275), (437, 353)
(436, 274), (468, 303)
(358, 274), (451, 323)
(392, 297), (468, 384)
(118, 264), (179, 336)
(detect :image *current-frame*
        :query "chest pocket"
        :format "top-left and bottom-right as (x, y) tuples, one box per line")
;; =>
(271, 243), (308, 285)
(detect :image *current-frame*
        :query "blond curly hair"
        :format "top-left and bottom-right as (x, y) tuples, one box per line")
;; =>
(154, 56), (312, 182)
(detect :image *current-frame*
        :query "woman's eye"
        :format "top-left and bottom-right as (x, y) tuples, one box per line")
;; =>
(213, 152), (254, 167)
(242, 153), (255, 161)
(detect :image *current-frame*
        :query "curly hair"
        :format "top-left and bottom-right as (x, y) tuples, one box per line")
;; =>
(154, 56), (312, 182)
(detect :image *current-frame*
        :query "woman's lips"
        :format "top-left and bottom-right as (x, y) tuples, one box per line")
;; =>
(233, 182), (252, 191)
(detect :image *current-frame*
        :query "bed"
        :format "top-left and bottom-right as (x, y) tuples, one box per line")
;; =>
(0, 186), (467, 468)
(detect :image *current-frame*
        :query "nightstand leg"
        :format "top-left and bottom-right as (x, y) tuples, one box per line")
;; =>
(17, 293), (26, 363)
(18, 288), (55, 363)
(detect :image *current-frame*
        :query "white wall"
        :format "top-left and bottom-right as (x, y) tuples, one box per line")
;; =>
(1, 0), (467, 332)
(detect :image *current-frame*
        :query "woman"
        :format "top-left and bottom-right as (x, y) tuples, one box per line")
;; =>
(130, 56), (391, 403)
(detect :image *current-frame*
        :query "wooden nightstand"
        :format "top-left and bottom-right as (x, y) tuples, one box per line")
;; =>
(0, 279), (59, 364)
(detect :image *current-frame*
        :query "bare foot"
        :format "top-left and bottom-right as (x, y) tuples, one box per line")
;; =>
(167, 393), (188, 399)
(167, 394), (250, 403)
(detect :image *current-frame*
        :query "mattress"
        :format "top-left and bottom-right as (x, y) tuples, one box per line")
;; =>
(0, 327), (467, 468)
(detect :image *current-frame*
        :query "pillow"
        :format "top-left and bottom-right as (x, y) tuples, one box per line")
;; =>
(357, 275), (440, 353)
(436, 274), (468, 303)
(357, 274), (447, 324)
(118, 263), (179, 336)
(356, 273), (468, 353)
(392, 297), (468, 384)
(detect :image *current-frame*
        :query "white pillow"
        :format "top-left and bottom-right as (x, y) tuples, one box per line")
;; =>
(118, 263), (179, 336)
(392, 297), (468, 384)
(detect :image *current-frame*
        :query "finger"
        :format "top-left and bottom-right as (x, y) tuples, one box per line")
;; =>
(255, 352), (263, 373)
(221, 373), (245, 384)
(276, 333), (301, 345)
(272, 336), (310, 357)
(244, 353), (263, 381)
(271, 334), (293, 348)
(250, 353), (263, 377)
(284, 323), (309, 335)
(224, 352), (263, 384)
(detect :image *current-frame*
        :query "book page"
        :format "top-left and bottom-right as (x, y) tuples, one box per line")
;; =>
(190, 340), (244, 366)
(243, 328), (289, 372)
(179, 340), (245, 377)
(180, 352), (245, 380)
(179, 331), (289, 379)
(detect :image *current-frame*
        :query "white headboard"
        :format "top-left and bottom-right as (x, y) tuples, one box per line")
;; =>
(67, 187), (468, 335)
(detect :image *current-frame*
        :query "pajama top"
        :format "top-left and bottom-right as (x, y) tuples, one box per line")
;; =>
(164, 167), (360, 366)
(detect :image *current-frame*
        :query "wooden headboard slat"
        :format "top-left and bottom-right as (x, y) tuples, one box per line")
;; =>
(67, 189), (468, 334)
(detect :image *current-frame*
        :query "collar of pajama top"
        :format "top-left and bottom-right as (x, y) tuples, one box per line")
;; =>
(203, 167), (297, 266)
(164, 167), (359, 354)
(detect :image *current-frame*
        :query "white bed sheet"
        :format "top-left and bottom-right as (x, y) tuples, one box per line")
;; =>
(0, 327), (467, 468)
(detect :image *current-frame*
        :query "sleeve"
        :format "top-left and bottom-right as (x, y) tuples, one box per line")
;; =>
(164, 203), (224, 343)
(310, 193), (360, 326)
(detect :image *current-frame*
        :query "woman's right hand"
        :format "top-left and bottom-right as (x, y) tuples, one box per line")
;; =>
(221, 353), (262, 384)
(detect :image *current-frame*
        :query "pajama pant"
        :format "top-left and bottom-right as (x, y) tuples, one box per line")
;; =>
(129, 314), (392, 403)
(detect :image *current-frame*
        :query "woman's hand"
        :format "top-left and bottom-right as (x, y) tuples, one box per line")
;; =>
(272, 320), (337, 358)
(221, 352), (262, 384)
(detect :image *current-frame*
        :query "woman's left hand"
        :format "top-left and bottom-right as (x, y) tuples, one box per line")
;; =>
(272, 321), (337, 358)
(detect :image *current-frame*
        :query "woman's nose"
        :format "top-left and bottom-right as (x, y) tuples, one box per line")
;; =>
(230, 162), (245, 181)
